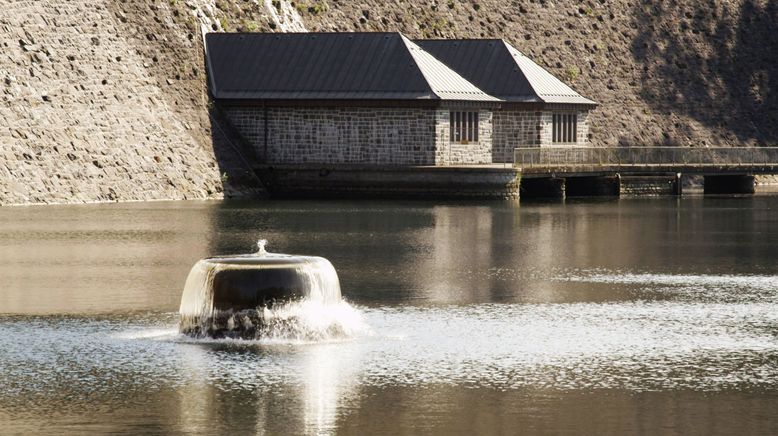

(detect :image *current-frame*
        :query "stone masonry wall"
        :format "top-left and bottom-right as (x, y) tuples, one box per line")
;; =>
(539, 111), (554, 147)
(538, 110), (590, 147)
(0, 0), (306, 205)
(226, 106), (494, 166)
(444, 110), (493, 165)
(493, 109), (590, 163)
(225, 107), (438, 165)
(576, 110), (591, 146)
(433, 109), (450, 165)
(493, 110), (543, 163)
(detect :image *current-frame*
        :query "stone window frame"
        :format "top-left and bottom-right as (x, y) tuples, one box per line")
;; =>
(449, 111), (479, 144)
(552, 112), (578, 145)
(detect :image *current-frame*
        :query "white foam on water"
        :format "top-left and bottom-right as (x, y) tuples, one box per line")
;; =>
(357, 300), (778, 390)
(173, 299), (372, 346)
(114, 327), (179, 340)
(257, 299), (371, 344)
(559, 271), (778, 303)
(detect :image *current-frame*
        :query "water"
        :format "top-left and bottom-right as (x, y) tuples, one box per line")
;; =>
(1, 197), (778, 434)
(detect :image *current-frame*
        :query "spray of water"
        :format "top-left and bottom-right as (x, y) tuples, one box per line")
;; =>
(178, 241), (363, 342)
(256, 300), (370, 344)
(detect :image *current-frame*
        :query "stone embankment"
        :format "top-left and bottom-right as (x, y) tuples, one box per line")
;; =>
(2, 0), (776, 205)
(0, 0), (289, 205)
(2, 1), (212, 204)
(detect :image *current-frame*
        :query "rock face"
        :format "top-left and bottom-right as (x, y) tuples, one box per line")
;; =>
(2, 1), (216, 204)
(2, 0), (777, 204)
(0, 0), (272, 205)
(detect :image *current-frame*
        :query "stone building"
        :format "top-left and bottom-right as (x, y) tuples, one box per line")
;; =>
(417, 39), (598, 163)
(206, 32), (499, 166)
(205, 32), (596, 167)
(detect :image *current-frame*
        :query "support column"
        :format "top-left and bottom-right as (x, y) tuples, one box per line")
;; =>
(520, 177), (565, 199)
(703, 175), (755, 195)
(565, 176), (621, 197)
(674, 173), (683, 196)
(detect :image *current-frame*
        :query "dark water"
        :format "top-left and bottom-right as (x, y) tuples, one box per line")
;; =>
(1, 197), (778, 435)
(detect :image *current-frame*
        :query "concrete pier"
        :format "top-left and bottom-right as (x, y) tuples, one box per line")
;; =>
(704, 175), (755, 195)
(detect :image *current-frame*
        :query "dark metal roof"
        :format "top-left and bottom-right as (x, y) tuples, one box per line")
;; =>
(416, 39), (597, 106)
(205, 32), (498, 102)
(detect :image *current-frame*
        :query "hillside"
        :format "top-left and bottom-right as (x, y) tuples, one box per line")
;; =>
(1, 0), (776, 205)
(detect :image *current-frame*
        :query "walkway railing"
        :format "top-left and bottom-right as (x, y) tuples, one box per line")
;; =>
(513, 146), (778, 170)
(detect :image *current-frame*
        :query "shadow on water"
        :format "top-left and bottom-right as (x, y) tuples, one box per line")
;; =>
(631, 0), (778, 145)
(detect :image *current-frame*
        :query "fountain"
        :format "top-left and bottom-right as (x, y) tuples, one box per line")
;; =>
(179, 240), (342, 339)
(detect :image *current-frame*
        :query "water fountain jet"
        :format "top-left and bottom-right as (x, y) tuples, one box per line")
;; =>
(179, 240), (342, 339)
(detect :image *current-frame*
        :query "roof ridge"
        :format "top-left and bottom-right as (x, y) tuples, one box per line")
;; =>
(502, 40), (597, 105)
(400, 35), (499, 102)
(415, 38), (505, 42)
(207, 31), (404, 36)
(499, 40), (543, 102)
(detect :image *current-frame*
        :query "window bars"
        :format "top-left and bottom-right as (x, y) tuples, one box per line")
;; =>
(552, 113), (578, 145)
(450, 111), (479, 144)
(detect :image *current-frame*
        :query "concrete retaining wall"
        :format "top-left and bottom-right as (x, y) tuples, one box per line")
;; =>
(258, 165), (519, 199)
(620, 175), (680, 196)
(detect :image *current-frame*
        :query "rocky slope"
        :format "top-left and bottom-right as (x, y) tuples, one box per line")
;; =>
(0, 0), (273, 205)
(2, 0), (776, 204)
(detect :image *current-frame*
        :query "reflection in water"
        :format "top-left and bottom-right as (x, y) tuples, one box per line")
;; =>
(169, 340), (362, 435)
(0, 202), (217, 314)
(301, 342), (361, 435)
(2, 197), (778, 434)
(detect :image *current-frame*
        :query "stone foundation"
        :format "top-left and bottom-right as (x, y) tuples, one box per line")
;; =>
(620, 175), (681, 196)
(258, 165), (519, 199)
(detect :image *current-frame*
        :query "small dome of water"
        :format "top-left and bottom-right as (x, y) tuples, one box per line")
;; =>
(179, 240), (342, 339)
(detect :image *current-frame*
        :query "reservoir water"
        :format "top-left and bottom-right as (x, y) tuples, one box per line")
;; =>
(1, 197), (778, 434)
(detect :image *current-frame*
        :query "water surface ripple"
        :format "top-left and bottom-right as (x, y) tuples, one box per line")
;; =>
(2, 198), (778, 434)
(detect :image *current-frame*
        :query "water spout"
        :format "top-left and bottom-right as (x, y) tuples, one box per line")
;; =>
(256, 239), (268, 256)
(178, 241), (343, 339)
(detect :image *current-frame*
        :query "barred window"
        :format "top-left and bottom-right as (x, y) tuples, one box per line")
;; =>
(450, 111), (479, 143)
(552, 113), (578, 144)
